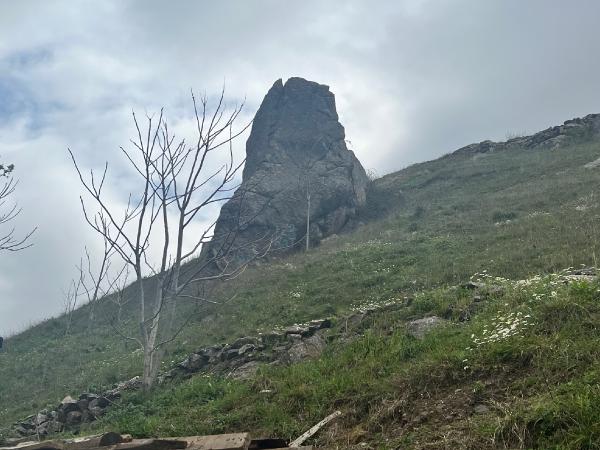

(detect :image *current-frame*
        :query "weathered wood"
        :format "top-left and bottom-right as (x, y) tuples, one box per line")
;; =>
(102, 440), (187, 450)
(64, 433), (125, 450)
(1, 432), (129, 450)
(0, 440), (64, 450)
(184, 434), (251, 450)
(289, 411), (341, 448)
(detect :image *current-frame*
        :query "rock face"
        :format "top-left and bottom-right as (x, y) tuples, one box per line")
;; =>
(453, 113), (600, 156)
(203, 77), (369, 264)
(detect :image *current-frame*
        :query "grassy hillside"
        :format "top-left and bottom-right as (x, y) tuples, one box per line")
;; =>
(2, 128), (600, 448)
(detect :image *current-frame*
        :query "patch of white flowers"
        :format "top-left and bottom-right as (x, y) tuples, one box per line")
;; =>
(350, 296), (406, 313)
(470, 310), (533, 347)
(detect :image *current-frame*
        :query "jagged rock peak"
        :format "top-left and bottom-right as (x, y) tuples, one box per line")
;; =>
(243, 77), (347, 180)
(203, 77), (369, 263)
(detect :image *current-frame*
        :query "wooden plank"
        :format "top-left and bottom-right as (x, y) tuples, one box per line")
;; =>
(2, 433), (128, 450)
(289, 411), (341, 448)
(184, 434), (251, 450)
(86, 439), (187, 450)
(64, 433), (125, 450)
(0, 440), (64, 450)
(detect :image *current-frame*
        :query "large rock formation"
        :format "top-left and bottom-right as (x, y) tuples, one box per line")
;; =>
(203, 77), (369, 264)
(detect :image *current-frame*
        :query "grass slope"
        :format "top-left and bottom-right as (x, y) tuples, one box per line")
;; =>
(2, 133), (600, 448)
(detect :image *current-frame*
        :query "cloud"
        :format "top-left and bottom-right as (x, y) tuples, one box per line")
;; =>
(1, 0), (600, 334)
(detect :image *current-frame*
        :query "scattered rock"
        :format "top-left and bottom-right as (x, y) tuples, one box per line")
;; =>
(229, 361), (260, 380)
(65, 411), (82, 426)
(284, 325), (310, 336)
(455, 114), (600, 158)
(406, 316), (446, 339)
(286, 332), (327, 363)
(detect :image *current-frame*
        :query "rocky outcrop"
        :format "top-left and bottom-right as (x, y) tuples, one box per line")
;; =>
(11, 378), (140, 438)
(453, 113), (600, 157)
(11, 319), (334, 439)
(202, 77), (369, 265)
(165, 318), (332, 382)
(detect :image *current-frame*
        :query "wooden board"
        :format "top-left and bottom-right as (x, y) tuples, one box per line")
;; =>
(96, 440), (187, 450)
(0, 442), (63, 450)
(183, 434), (251, 450)
(1, 433), (129, 450)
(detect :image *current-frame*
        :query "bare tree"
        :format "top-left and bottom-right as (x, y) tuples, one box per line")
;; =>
(63, 270), (83, 336)
(78, 228), (116, 331)
(0, 161), (35, 252)
(300, 164), (326, 252)
(69, 90), (271, 389)
(107, 264), (131, 325)
(288, 145), (326, 252)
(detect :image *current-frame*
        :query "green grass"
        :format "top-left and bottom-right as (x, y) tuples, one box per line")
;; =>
(83, 273), (600, 449)
(2, 136), (600, 448)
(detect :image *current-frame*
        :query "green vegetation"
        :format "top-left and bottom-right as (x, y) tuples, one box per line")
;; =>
(2, 136), (600, 449)
(94, 273), (600, 449)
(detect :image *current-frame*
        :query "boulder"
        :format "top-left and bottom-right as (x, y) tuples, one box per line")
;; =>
(180, 352), (210, 372)
(229, 361), (261, 380)
(201, 77), (369, 267)
(230, 336), (260, 349)
(406, 316), (446, 339)
(237, 343), (256, 356)
(88, 396), (110, 409)
(65, 411), (83, 426)
(284, 324), (310, 336)
(58, 396), (80, 415)
(286, 332), (327, 363)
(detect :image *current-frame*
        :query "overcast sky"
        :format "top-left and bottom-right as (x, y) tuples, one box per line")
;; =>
(2, 0), (600, 335)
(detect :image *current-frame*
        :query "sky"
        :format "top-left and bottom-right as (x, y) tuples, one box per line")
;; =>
(2, 0), (600, 335)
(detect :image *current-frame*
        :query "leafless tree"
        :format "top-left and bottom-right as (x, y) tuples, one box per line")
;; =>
(63, 265), (84, 336)
(0, 161), (35, 252)
(77, 226), (116, 331)
(69, 89), (271, 389)
(288, 145), (326, 252)
(107, 264), (131, 325)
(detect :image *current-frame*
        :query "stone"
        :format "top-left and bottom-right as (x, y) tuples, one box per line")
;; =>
(77, 399), (89, 411)
(180, 352), (210, 371)
(201, 77), (369, 267)
(89, 396), (110, 409)
(286, 332), (327, 363)
(237, 343), (256, 356)
(79, 392), (99, 401)
(260, 331), (285, 345)
(89, 406), (105, 418)
(229, 361), (261, 380)
(58, 396), (80, 415)
(342, 312), (366, 331)
(455, 113), (600, 157)
(35, 412), (49, 425)
(230, 336), (260, 349)
(287, 333), (303, 342)
(406, 316), (445, 339)
(284, 325), (310, 336)
(308, 318), (332, 331)
(65, 411), (83, 426)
